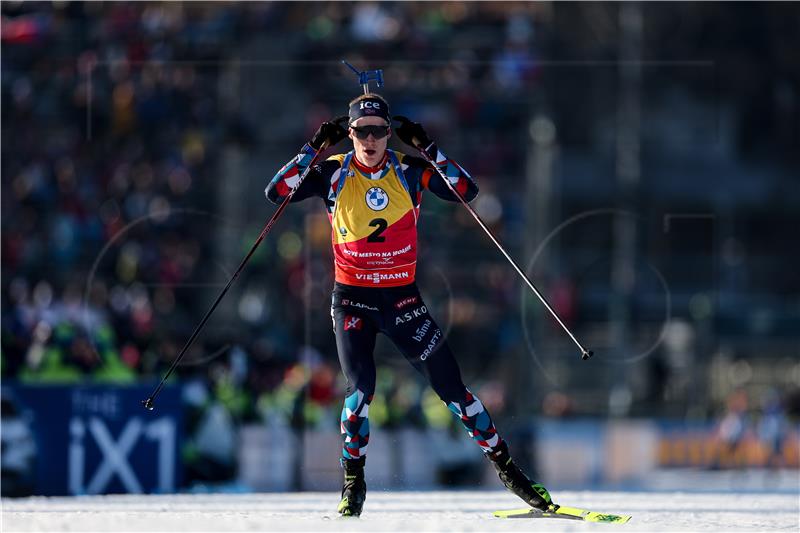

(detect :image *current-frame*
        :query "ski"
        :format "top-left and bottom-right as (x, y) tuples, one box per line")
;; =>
(493, 504), (632, 524)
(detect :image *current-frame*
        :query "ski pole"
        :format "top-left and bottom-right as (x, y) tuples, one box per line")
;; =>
(412, 140), (594, 361)
(142, 141), (330, 411)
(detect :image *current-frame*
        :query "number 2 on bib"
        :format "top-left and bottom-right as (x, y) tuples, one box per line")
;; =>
(367, 218), (387, 242)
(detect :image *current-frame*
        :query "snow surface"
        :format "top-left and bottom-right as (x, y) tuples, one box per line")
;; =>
(3, 490), (798, 532)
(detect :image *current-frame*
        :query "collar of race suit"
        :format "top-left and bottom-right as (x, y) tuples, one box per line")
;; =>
(352, 151), (389, 174)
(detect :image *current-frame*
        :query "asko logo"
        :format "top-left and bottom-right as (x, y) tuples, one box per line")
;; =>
(394, 305), (428, 325)
(360, 101), (381, 110)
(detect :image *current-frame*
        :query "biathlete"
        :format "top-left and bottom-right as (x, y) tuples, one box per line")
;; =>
(266, 93), (554, 517)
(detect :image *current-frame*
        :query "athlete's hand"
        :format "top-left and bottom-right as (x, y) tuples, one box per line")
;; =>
(392, 116), (433, 150)
(309, 116), (349, 150)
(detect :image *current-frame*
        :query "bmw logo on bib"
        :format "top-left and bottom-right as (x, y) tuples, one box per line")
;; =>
(366, 187), (389, 211)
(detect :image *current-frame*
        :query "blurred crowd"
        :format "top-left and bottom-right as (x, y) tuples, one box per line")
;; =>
(1, 3), (541, 488)
(3, 2), (800, 494)
(2, 3), (261, 488)
(1, 3), (543, 396)
(2, 2), (798, 463)
(3, 2), (243, 383)
(712, 388), (798, 469)
(655, 387), (800, 470)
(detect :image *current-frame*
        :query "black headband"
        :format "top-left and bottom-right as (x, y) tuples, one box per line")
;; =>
(348, 97), (390, 125)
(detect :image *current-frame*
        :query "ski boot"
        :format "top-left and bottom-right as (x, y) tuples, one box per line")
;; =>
(337, 456), (366, 517)
(488, 441), (555, 512)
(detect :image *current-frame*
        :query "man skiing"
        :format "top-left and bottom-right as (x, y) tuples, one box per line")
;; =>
(266, 92), (555, 517)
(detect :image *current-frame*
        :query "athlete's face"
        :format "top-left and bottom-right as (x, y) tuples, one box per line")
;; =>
(349, 116), (391, 167)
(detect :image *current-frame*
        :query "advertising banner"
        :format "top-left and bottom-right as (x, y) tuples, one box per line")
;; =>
(2, 383), (183, 496)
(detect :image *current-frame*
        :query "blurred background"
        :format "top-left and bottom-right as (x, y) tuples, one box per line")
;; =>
(2, 1), (798, 497)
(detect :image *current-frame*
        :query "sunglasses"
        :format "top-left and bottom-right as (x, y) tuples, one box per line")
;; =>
(350, 124), (391, 140)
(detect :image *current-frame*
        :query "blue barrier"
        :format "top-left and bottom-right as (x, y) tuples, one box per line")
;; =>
(3, 383), (183, 496)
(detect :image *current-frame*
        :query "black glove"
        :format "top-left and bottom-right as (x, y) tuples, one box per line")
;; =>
(309, 116), (349, 150)
(392, 115), (433, 150)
